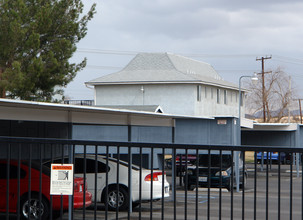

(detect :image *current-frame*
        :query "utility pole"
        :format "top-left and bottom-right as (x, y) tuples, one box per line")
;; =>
(256, 56), (272, 122)
(288, 76), (291, 123)
(297, 99), (303, 124)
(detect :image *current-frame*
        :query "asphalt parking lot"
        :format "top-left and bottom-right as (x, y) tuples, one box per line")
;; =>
(69, 164), (303, 220)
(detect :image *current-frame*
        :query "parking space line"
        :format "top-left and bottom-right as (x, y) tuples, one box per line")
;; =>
(176, 193), (216, 204)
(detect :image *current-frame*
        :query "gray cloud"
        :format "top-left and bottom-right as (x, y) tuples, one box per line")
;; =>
(66, 0), (303, 99)
(89, 0), (303, 43)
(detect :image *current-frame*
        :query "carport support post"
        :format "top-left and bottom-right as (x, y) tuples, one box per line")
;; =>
(171, 126), (176, 203)
(128, 124), (133, 213)
(234, 151), (240, 192)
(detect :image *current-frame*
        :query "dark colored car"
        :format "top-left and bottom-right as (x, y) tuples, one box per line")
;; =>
(0, 160), (92, 219)
(185, 154), (247, 191)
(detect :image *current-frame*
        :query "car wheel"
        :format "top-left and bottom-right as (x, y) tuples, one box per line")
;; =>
(106, 187), (129, 211)
(226, 178), (232, 191)
(21, 195), (49, 220)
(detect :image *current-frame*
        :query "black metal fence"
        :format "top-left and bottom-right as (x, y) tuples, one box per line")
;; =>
(0, 136), (303, 220)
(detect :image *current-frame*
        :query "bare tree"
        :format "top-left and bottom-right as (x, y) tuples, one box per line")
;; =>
(246, 67), (295, 122)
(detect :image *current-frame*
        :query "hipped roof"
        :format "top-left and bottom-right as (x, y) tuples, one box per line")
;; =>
(86, 53), (239, 90)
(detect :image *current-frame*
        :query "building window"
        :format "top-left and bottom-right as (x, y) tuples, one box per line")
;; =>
(197, 85), (201, 101)
(230, 91), (233, 103)
(217, 89), (220, 104)
(224, 90), (227, 104)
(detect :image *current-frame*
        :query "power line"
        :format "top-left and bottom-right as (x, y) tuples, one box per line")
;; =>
(76, 48), (303, 68)
(272, 58), (303, 66)
(181, 53), (261, 58)
(76, 48), (303, 65)
(274, 55), (303, 63)
(76, 48), (263, 58)
(77, 49), (303, 78)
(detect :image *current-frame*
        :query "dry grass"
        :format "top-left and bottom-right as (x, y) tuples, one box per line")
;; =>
(245, 151), (255, 163)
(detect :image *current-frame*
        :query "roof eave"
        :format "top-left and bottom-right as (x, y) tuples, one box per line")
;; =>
(86, 81), (244, 91)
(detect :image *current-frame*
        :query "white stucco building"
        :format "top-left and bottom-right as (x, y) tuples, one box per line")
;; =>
(86, 53), (245, 118)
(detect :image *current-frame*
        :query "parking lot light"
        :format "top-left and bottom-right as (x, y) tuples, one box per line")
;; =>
(237, 74), (259, 192)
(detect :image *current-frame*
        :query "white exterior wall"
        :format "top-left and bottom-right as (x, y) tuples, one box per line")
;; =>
(195, 86), (243, 117)
(95, 84), (196, 116)
(95, 84), (243, 118)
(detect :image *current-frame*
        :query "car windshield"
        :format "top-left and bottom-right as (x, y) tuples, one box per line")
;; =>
(198, 154), (232, 168)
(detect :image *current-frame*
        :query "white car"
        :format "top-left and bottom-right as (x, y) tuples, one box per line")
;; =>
(45, 154), (170, 210)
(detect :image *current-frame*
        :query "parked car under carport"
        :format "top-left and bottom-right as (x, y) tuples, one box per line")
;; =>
(185, 153), (247, 191)
(44, 154), (170, 211)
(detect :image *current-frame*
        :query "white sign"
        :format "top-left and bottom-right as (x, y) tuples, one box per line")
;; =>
(50, 164), (74, 195)
(217, 119), (227, 125)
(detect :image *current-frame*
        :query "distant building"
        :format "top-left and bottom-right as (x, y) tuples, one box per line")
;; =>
(86, 53), (245, 118)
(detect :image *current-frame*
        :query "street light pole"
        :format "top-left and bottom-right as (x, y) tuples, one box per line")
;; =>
(236, 74), (258, 192)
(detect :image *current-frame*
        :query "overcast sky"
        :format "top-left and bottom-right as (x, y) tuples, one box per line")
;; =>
(65, 0), (303, 100)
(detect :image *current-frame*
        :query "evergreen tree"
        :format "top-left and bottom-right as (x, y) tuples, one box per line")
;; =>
(0, 0), (96, 101)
